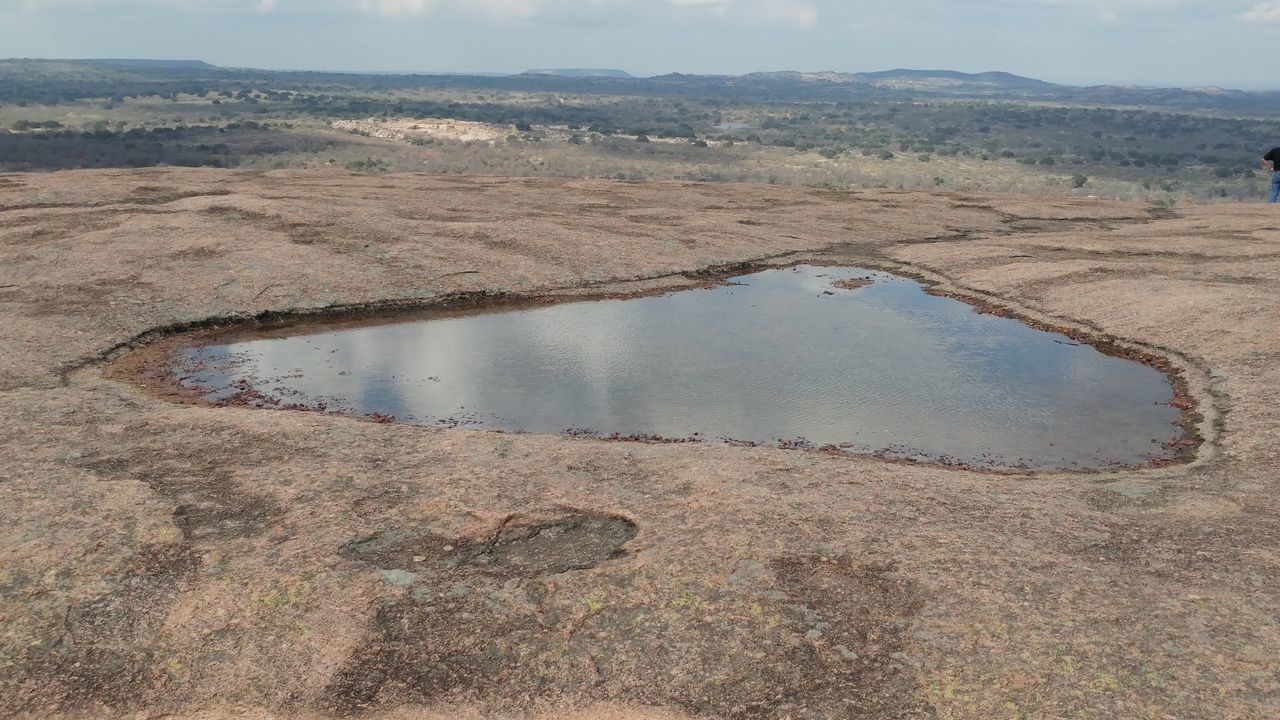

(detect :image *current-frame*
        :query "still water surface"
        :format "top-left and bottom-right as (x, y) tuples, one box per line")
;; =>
(178, 265), (1184, 469)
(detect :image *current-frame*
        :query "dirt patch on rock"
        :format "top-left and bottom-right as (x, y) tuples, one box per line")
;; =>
(130, 187), (234, 205)
(77, 449), (286, 543)
(322, 551), (932, 719)
(341, 511), (639, 578)
(14, 543), (201, 713)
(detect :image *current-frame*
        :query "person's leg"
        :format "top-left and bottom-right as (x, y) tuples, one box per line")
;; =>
(1270, 173), (1280, 203)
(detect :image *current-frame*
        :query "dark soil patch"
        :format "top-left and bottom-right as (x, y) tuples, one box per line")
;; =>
(203, 205), (274, 223)
(392, 206), (477, 223)
(202, 202), (337, 243)
(78, 452), (285, 543)
(170, 244), (224, 261)
(5, 543), (200, 715)
(488, 513), (638, 576)
(1069, 515), (1274, 574)
(998, 215), (1122, 234)
(702, 556), (935, 719)
(340, 510), (638, 578)
(129, 188), (233, 206)
(324, 510), (639, 714)
(625, 214), (685, 227)
(350, 481), (418, 520)
(202, 203), (335, 244)
(1082, 488), (1133, 511)
(171, 487), (279, 542)
(322, 593), (530, 713)
(321, 553), (934, 718)
(65, 543), (201, 645)
(0, 208), (171, 245)
(27, 275), (157, 316)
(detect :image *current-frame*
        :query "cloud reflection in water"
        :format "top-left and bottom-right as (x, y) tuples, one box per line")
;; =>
(179, 265), (1181, 469)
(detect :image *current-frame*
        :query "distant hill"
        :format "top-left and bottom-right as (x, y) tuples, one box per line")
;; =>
(742, 69), (1062, 95)
(4, 59), (1280, 114)
(523, 68), (634, 79)
(862, 68), (1058, 90)
(863, 68), (1052, 84)
(725, 68), (1280, 111)
(86, 59), (216, 70)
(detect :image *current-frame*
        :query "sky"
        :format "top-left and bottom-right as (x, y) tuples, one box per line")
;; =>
(2, 0), (1279, 89)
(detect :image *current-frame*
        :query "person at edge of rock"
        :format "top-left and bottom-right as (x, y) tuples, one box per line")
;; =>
(1263, 147), (1280, 202)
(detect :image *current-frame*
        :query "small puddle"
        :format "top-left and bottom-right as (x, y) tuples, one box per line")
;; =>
(168, 265), (1189, 470)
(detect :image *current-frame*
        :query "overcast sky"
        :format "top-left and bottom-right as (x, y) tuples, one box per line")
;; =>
(3, 0), (1279, 89)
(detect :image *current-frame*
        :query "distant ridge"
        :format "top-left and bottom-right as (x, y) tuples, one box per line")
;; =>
(86, 59), (216, 70)
(862, 68), (1055, 87)
(523, 68), (634, 79)
(743, 68), (1060, 93)
(743, 68), (1046, 79)
(3, 59), (1278, 113)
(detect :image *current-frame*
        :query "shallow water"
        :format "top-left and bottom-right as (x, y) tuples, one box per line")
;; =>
(178, 265), (1185, 469)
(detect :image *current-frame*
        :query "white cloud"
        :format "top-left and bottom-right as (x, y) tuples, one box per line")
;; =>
(664, 0), (816, 27)
(758, 0), (817, 27)
(358, 0), (435, 14)
(12, 0), (276, 11)
(354, 0), (605, 20)
(947, 0), (1206, 24)
(1241, 1), (1280, 22)
(351, 0), (817, 26)
(0, 0), (1236, 32)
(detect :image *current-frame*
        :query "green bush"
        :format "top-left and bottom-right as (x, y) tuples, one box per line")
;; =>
(344, 157), (389, 172)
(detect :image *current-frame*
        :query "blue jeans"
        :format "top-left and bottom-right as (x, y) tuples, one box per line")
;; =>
(1270, 172), (1280, 203)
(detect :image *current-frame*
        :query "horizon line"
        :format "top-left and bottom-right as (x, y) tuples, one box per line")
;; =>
(7, 57), (1279, 93)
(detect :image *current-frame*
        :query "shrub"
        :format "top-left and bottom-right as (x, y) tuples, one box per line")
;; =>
(344, 157), (389, 172)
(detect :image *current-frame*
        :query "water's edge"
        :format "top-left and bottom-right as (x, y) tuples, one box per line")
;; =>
(100, 258), (1207, 475)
